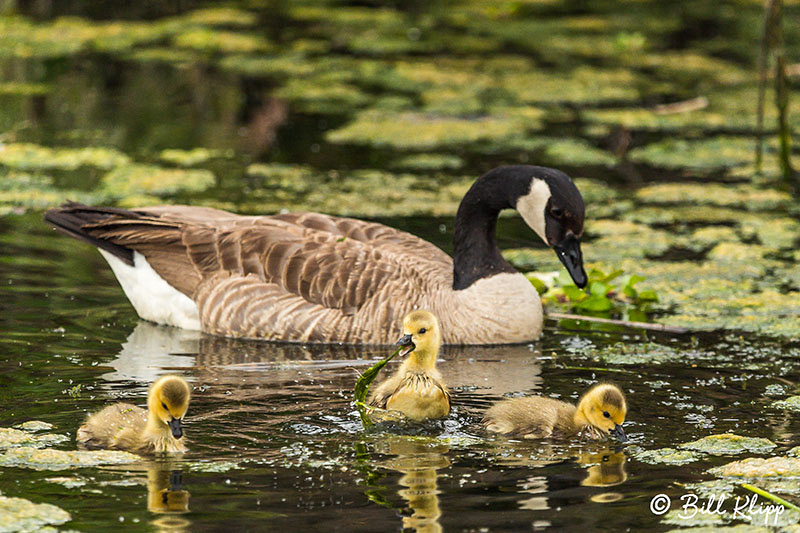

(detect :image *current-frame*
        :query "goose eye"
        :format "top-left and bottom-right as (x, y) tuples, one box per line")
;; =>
(418, 328), (426, 334)
(550, 207), (564, 218)
(161, 401), (168, 410)
(603, 411), (610, 418)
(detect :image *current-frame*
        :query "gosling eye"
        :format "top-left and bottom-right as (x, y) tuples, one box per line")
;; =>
(550, 206), (564, 219)
(161, 401), (168, 410)
(418, 328), (426, 334)
(603, 411), (611, 418)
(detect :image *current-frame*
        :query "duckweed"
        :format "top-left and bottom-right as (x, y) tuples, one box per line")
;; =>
(679, 434), (777, 456)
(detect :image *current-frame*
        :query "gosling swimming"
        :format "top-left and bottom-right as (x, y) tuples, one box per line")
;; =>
(77, 375), (191, 454)
(482, 383), (627, 441)
(368, 310), (451, 421)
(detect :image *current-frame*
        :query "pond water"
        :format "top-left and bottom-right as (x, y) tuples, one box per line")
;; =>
(1, 0), (800, 531)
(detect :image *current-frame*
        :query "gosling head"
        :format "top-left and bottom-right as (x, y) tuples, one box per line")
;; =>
(395, 310), (441, 364)
(513, 166), (587, 287)
(148, 375), (191, 439)
(574, 383), (627, 442)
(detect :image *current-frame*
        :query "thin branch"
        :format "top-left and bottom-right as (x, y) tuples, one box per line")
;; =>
(545, 312), (689, 333)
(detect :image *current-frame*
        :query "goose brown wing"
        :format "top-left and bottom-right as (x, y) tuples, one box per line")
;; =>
(46, 204), (452, 317)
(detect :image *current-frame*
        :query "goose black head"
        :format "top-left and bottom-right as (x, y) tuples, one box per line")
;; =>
(514, 167), (587, 288)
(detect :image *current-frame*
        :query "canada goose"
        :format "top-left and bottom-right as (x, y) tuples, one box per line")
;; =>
(45, 165), (586, 344)
(368, 310), (450, 421)
(482, 383), (627, 441)
(77, 375), (191, 454)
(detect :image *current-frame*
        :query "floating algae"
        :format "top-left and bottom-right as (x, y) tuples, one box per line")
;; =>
(12, 421), (53, 432)
(392, 154), (464, 171)
(710, 456), (800, 478)
(158, 148), (231, 167)
(772, 396), (800, 412)
(326, 111), (528, 150)
(0, 428), (68, 450)
(185, 461), (243, 473)
(679, 434), (777, 456)
(0, 494), (71, 532)
(172, 28), (271, 54)
(0, 447), (139, 470)
(0, 143), (130, 171)
(633, 447), (701, 465)
(44, 476), (87, 489)
(635, 183), (791, 211)
(101, 164), (215, 198)
(629, 136), (759, 171)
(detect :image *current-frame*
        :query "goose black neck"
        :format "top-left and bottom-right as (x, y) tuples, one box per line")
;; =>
(452, 166), (534, 290)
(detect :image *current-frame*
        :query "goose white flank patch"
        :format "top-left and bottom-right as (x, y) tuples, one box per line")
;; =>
(44, 165), (587, 344)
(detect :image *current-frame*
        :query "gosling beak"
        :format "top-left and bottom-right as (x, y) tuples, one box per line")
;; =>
(168, 417), (183, 439)
(610, 423), (627, 443)
(553, 233), (587, 288)
(395, 333), (415, 356)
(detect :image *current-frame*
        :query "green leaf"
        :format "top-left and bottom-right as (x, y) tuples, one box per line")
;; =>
(602, 269), (625, 283)
(623, 285), (638, 299)
(527, 275), (547, 295)
(637, 289), (659, 302)
(587, 268), (607, 282)
(590, 281), (609, 297)
(625, 274), (645, 288)
(354, 346), (402, 428)
(563, 285), (587, 301)
(575, 295), (615, 311)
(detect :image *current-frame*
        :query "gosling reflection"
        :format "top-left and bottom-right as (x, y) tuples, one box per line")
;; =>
(578, 449), (627, 487)
(376, 437), (449, 533)
(146, 462), (191, 533)
(147, 467), (190, 514)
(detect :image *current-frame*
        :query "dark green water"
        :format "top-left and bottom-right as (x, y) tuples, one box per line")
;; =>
(1, 0), (800, 531)
(2, 212), (800, 531)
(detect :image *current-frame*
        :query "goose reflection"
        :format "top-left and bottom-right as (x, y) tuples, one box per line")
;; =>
(374, 437), (450, 533)
(103, 322), (543, 397)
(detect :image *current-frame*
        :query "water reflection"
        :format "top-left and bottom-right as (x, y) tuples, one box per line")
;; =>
(578, 449), (627, 487)
(103, 321), (544, 397)
(374, 437), (449, 533)
(146, 460), (191, 533)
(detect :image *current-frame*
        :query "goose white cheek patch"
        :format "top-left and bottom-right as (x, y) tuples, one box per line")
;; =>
(515, 178), (551, 244)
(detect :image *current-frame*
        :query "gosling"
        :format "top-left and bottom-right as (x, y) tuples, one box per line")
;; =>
(368, 310), (451, 421)
(77, 375), (191, 454)
(482, 383), (627, 441)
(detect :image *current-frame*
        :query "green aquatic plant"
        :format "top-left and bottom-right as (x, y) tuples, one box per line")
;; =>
(529, 267), (658, 313)
(632, 447), (700, 465)
(0, 143), (130, 171)
(0, 494), (71, 531)
(353, 347), (402, 428)
(101, 164), (215, 198)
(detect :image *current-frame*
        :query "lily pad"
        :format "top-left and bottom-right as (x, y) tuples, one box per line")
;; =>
(158, 148), (231, 167)
(635, 183), (791, 211)
(629, 136), (758, 171)
(172, 28), (271, 54)
(392, 154), (464, 171)
(680, 434), (776, 456)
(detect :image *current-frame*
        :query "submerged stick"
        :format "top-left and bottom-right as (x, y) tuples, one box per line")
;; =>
(741, 483), (800, 513)
(546, 312), (689, 333)
(353, 346), (402, 428)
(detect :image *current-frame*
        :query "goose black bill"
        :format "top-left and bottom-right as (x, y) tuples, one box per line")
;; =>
(395, 333), (415, 357)
(554, 233), (587, 288)
(610, 423), (627, 443)
(168, 417), (183, 439)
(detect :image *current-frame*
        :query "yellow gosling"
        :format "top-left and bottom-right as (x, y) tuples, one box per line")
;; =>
(77, 375), (191, 454)
(482, 383), (627, 441)
(368, 310), (451, 421)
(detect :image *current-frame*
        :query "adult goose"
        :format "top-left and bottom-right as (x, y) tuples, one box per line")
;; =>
(45, 165), (587, 344)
